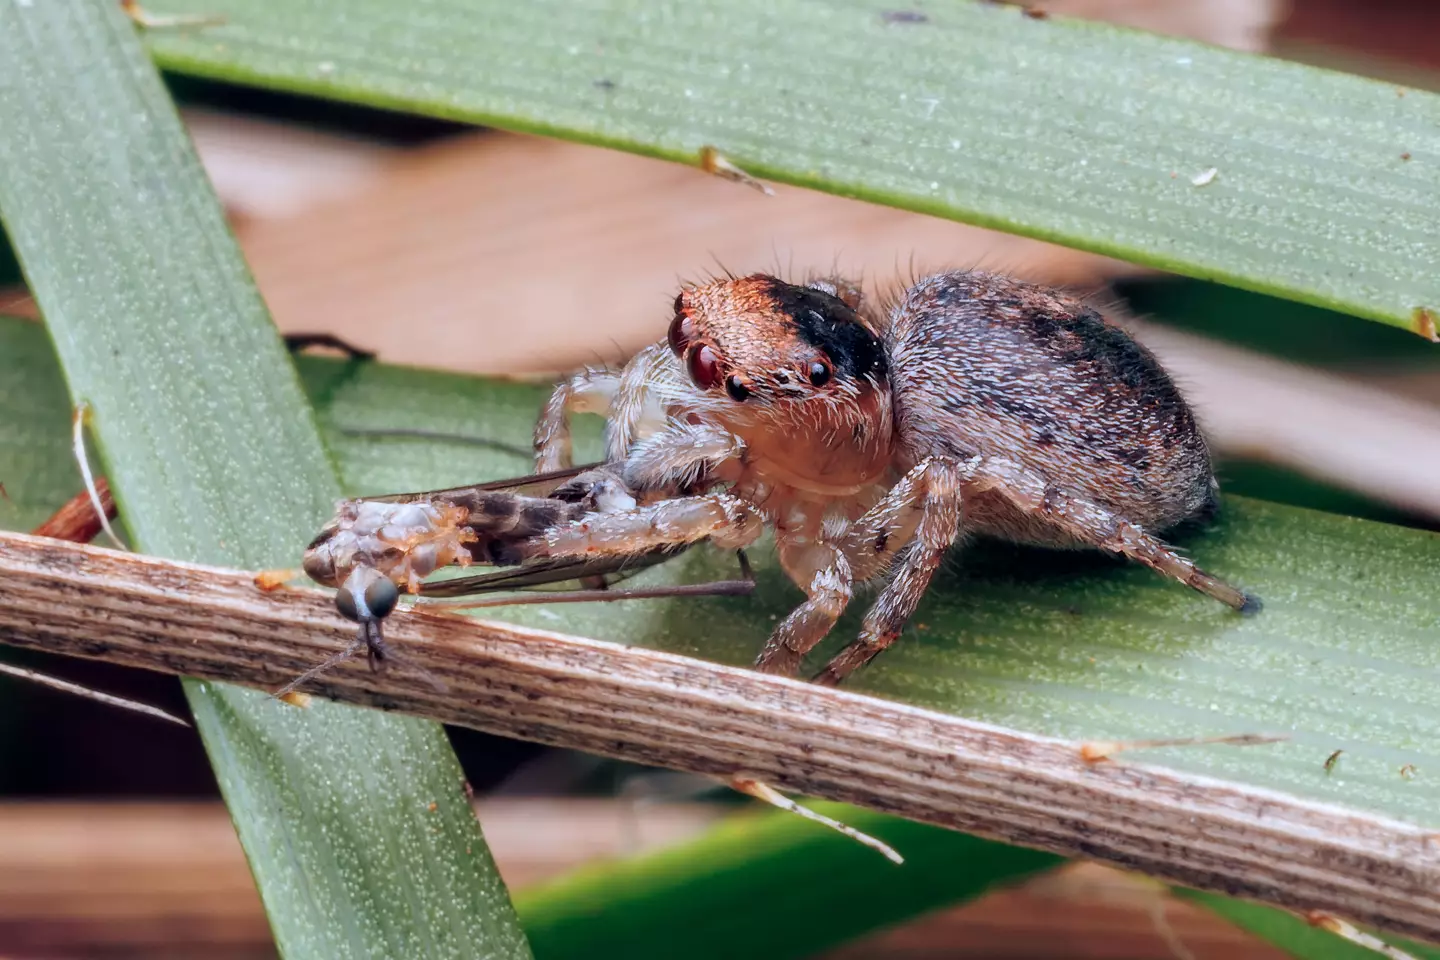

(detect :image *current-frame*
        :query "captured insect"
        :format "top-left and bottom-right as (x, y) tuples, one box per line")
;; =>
(300, 268), (1260, 690)
(290, 465), (754, 695)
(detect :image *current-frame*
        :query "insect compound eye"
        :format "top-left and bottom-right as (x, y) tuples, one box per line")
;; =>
(335, 588), (360, 622)
(725, 375), (751, 402)
(808, 360), (832, 387)
(687, 344), (723, 390)
(364, 578), (400, 619)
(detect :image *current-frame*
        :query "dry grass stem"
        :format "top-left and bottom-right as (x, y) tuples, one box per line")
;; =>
(1, 529), (1438, 941)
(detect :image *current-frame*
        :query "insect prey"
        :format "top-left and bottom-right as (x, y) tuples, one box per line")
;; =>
(293, 465), (753, 695)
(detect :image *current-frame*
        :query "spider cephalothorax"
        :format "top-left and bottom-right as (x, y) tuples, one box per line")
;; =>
(666, 274), (895, 496)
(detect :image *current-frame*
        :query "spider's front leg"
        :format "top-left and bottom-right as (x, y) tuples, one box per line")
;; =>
(533, 344), (672, 473)
(756, 457), (969, 679)
(533, 419), (758, 558)
(810, 458), (970, 685)
(540, 492), (764, 558)
(753, 543), (854, 678)
(533, 368), (619, 473)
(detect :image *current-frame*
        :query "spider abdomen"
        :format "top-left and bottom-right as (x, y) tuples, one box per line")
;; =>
(884, 271), (1217, 545)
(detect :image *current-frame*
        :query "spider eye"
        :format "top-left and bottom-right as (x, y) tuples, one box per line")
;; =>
(808, 360), (832, 387)
(725, 375), (750, 402)
(687, 344), (722, 389)
(364, 578), (400, 619)
(668, 300), (692, 355)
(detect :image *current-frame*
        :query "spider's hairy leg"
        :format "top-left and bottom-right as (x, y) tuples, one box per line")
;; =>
(754, 545), (854, 677)
(534, 368), (620, 472)
(621, 421), (747, 493)
(605, 344), (673, 463)
(540, 493), (764, 558)
(968, 455), (1259, 613)
(812, 458), (968, 685)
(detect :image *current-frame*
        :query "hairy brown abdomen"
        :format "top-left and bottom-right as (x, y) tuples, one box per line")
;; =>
(885, 272), (1216, 544)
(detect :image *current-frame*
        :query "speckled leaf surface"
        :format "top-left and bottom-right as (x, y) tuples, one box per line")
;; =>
(0, 2), (530, 956)
(140, 0), (1440, 336)
(298, 354), (1440, 829)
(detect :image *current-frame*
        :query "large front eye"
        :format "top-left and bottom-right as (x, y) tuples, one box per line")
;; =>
(668, 300), (693, 355)
(364, 578), (400, 619)
(808, 360), (832, 387)
(687, 344), (722, 389)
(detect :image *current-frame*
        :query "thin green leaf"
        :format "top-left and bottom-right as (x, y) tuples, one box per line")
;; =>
(0, 3), (529, 958)
(300, 353), (1440, 830)
(139, 0), (1440, 336)
(1177, 889), (1440, 960)
(514, 802), (1062, 960)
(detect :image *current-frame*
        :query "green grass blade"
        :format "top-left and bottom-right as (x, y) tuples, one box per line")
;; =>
(299, 353), (1440, 831)
(515, 803), (1062, 960)
(1177, 889), (1440, 960)
(139, 0), (1440, 336)
(0, 3), (530, 957)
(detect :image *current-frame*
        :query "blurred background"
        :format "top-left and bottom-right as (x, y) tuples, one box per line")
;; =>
(2, 0), (1440, 956)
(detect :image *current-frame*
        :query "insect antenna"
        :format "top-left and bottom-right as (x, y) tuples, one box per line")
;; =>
(270, 638), (368, 702)
(271, 624), (451, 702)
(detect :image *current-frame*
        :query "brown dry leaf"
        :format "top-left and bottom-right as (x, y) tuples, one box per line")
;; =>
(236, 130), (1145, 376)
(1048, 0), (1287, 52)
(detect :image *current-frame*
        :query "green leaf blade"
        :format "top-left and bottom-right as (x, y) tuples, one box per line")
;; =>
(292, 354), (1440, 831)
(0, 3), (531, 957)
(143, 0), (1440, 334)
(1178, 889), (1440, 960)
(516, 803), (1063, 960)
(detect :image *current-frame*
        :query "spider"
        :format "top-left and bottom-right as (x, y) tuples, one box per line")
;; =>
(512, 269), (1260, 685)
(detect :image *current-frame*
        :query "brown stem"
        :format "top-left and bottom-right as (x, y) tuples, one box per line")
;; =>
(1, 529), (1437, 941)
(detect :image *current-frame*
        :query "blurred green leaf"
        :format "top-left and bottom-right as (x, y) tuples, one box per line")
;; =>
(141, 0), (1440, 335)
(1118, 277), (1440, 368)
(1178, 888), (1440, 960)
(0, 3), (530, 957)
(515, 803), (1061, 960)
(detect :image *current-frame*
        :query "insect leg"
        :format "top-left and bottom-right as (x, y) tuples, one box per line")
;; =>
(965, 455), (1260, 614)
(813, 458), (967, 685)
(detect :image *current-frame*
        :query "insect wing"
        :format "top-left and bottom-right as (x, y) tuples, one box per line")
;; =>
(415, 547), (686, 598)
(363, 463), (602, 504)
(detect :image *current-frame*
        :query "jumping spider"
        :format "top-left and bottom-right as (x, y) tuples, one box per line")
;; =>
(510, 269), (1259, 684)
(302, 269), (1258, 685)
